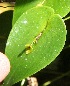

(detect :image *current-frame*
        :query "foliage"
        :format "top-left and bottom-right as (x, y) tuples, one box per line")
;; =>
(1, 0), (70, 85)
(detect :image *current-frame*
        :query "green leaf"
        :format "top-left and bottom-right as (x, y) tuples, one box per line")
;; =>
(4, 6), (66, 85)
(45, 0), (70, 17)
(13, 0), (44, 25)
(13, 0), (70, 26)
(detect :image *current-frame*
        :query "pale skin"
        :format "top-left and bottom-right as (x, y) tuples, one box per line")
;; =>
(0, 52), (10, 83)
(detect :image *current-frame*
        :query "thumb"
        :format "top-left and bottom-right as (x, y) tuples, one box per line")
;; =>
(0, 52), (10, 82)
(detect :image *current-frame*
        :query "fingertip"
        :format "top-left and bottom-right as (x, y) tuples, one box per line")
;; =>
(0, 52), (10, 82)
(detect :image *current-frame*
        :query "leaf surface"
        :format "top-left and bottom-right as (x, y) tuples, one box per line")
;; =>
(13, 0), (44, 25)
(13, 0), (70, 25)
(45, 0), (70, 17)
(4, 6), (66, 85)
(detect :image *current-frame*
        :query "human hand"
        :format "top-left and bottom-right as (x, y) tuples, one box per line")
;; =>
(0, 52), (10, 83)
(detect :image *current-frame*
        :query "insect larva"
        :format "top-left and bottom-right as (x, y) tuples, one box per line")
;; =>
(25, 44), (33, 54)
(33, 32), (43, 44)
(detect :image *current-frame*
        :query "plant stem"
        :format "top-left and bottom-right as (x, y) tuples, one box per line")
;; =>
(41, 0), (46, 5)
(36, 0), (46, 7)
(64, 16), (70, 21)
(43, 71), (70, 86)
